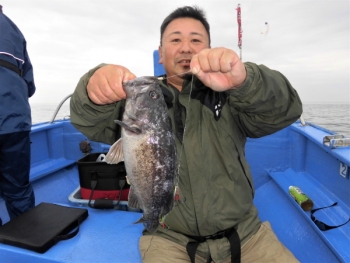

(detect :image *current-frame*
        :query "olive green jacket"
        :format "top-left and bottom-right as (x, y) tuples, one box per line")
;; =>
(70, 62), (302, 262)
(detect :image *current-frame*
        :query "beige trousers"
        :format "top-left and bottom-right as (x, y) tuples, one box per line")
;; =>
(139, 222), (299, 263)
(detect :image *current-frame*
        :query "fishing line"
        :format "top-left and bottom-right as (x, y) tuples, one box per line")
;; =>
(142, 73), (194, 258)
(157, 70), (192, 81)
(174, 74), (194, 205)
(158, 69), (195, 204)
(142, 235), (155, 260)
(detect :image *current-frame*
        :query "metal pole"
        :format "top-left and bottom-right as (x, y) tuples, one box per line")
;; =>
(236, 4), (242, 60)
(49, 94), (72, 123)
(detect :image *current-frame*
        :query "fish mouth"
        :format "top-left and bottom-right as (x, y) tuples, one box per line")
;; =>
(125, 112), (153, 130)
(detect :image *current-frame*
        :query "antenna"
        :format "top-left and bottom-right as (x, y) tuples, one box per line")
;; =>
(236, 4), (242, 60)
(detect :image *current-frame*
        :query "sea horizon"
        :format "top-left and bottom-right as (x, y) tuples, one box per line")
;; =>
(30, 102), (350, 138)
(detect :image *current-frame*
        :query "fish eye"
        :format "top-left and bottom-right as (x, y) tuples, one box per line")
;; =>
(149, 90), (160, 100)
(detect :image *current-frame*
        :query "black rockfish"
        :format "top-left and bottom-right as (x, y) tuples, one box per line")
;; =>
(105, 76), (177, 233)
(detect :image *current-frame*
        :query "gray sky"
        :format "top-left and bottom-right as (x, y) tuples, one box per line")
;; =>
(2, 0), (349, 104)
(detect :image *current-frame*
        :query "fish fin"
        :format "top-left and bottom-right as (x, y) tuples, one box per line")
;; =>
(174, 185), (180, 201)
(133, 217), (159, 233)
(105, 138), (124, 164)
(125, 175), (130, 185)
(134, 217), (146, 224)
(127, 186), (141, 209)
(115, 120), (142, 134)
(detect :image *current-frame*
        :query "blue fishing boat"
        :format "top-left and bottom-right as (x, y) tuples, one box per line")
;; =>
(0, 54), (349, 263)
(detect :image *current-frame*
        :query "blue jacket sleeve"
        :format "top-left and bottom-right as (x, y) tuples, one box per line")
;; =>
(22, 41), (36, 98)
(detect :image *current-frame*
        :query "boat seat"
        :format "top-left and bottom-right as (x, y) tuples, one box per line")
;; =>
(268, 168), (350, 263)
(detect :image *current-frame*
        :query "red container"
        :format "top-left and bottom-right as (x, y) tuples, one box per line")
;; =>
(80, 187), (129, 201)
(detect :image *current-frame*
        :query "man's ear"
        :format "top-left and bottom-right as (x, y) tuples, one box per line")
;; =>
(158, 45), (163, 64)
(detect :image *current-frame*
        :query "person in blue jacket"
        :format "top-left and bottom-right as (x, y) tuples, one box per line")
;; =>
(0, 5), (36, 226)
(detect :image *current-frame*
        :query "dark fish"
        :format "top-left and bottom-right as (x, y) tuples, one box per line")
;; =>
(105, 76), (177, 233)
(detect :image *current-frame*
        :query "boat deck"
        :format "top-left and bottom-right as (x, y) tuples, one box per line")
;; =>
(0, 120), (349, 263)
(1, 206), (143, 263)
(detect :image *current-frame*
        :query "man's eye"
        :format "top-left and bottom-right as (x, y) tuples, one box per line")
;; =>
(171, 39), (180, 42)
(192, 39), (201, 42)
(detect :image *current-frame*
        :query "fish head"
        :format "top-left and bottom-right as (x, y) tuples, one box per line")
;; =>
(122, 76), (168, 131)
(123, 76), (160, 97)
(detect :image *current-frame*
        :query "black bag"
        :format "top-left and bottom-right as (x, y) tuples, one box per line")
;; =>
(77, 153), (129, 209)
(0, 202), (88, 253)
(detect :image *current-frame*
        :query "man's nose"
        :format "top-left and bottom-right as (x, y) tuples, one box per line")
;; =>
(179, 40), (192, 53)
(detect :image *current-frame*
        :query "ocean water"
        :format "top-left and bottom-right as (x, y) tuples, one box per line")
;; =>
(30, 102), (350, 137)
(31, 102), (71, 124)
(302, 104), (349, 137)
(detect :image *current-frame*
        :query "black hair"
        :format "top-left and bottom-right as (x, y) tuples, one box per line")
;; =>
(160, 6), (210, 45)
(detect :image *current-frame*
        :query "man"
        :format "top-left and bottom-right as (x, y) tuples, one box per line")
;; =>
(0, 5), (36, 226)
(70, 6), (302, 263)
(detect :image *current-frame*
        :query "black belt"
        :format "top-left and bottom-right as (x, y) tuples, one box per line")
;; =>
(0, 58), (23, 76)
(185, 226), (241, 263)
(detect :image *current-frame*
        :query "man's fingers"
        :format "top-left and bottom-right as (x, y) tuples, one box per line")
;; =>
(106, 76), (126, 100)
(87, 83), (116, 105)
(87, 88), (111, 105)
(122, 71), (137, 82)
(207, 49), (222, 72)
(191, 48), (227, 73)
(190, 48), (246, 91)
(86, 64), (135, 105)
(220, 49), (236, 73)
(191, 66), (200, 75)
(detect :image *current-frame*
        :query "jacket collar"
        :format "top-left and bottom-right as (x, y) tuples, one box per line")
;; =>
(158, 75), (227, 121)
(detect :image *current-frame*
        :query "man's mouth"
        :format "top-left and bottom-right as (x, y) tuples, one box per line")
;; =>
(177, 59), (191, 65)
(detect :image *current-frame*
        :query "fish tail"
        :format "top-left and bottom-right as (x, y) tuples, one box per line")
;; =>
(134, 217), (159, 233)
(127, 186), (141, 209)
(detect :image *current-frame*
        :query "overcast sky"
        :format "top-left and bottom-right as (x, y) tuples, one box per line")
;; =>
(2, 0), (349, 104)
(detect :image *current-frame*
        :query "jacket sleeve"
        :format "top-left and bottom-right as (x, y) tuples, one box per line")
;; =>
(22, 40), (36, 98)
(70, 64), (125, 145)
(227, 62), (303, 138)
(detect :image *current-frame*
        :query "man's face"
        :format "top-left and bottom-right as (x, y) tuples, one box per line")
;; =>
(158, 18), (210, 82)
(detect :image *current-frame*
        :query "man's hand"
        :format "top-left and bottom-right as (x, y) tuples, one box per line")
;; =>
(87, 65), (136, 105)
(190, 48), (246, 91)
